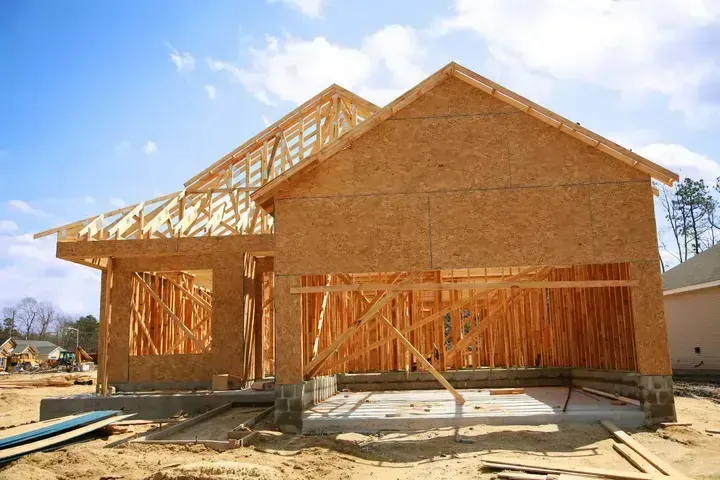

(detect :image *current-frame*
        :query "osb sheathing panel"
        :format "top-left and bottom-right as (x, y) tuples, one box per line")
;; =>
(211, 266), (245, 374)
(107, 271), (133, 383)
(276, 151), (354, 200)
(274, 275), (303, 383)
(630, 260), (672, 375)
(276, 76), (647, 201)
(590, 182), (659, 263)
(430, 186), (594, 269)
(129, 354), (211, 383)
(275, 193), (431, 275)
(393, 76), (517, 119)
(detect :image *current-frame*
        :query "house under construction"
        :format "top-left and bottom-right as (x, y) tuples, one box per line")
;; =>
(36, 62), (679, 431)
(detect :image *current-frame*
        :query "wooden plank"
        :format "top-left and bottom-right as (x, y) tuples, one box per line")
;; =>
(613, 443), (661, 474)
(0, 413), (135, 462)
(57, 234), (274, 259)
(489, 388), (525, 395)
(582, 388), (640, 406)
(290, 280), (639, 294)
(600, 420), (688, 479)
(659, 422), (692, 428)
(304, 273), (419, 379)
(482, 457), (653, 480)
(378, 314), (465, 405)
(706, 428), (720, 434)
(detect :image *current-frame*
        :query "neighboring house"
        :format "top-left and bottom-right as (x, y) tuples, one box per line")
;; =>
(9, 343), (39, 367)
(0, 338), (17, 371)
(663, 243), (720, 375)
(13, 340), (66, 363)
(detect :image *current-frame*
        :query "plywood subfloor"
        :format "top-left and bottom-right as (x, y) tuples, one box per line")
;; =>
(303, 387), (644, 434)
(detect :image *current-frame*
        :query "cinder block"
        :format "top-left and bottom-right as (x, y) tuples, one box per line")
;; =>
(274, 398), (289, 412)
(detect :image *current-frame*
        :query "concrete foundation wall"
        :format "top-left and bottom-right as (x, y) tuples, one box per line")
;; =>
(337, 368), (641, 397)
(275, 375), (337, 433)
(40, 390), (273, 421)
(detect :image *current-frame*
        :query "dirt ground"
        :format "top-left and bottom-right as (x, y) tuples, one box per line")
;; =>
(1, 376), (720, 480)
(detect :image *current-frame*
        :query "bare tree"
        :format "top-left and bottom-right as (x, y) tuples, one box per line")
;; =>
(656, 183), (684, 265)
(1, 306), (17, 338)
(16, 297), (39, 339)
(36, 302), (58, 339)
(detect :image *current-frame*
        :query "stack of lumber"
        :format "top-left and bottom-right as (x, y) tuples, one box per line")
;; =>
(0, 374), (93, 388)
(0, 410), (134, 464)
(482, 456), (654, 480)
(483, 421), (691, 480)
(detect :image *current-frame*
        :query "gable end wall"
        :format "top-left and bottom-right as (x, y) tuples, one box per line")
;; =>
(274, 76), (658, 275)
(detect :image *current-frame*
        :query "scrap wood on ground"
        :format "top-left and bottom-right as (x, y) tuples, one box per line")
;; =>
(0, 410), (132, 464)
(482, 420), (692, 480)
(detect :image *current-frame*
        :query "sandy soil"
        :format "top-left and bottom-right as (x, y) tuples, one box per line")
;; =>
(0, 378), (719, 480)
(0, 372), (97, 429)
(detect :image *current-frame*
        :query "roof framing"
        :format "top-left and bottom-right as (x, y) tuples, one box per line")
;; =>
(35, 84), (378, 244)
(251, 62), (678, 211)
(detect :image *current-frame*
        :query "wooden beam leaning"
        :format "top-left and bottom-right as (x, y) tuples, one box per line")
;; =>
(304, 272), (419, 379)
(600, 421), (688, 479)
(319, 267), (541, 374)
(290, 279), (639, 294)
(378, 315), (465, 405)
(134, 273), (206, 352)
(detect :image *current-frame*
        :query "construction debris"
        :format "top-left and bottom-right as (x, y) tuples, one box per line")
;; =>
(600, 420), (690, 479)
(582, 388), (640, 406)
(489, 388), (525, 395)
(0, 410), (133, 463)
(481, 456), (652, 480)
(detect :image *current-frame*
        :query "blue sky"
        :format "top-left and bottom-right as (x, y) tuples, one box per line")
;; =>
(1, 0), (720, 315)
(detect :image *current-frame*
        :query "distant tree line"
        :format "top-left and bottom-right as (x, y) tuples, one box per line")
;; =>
(1, 297), (98, 352)
(657, 176), (720, 271)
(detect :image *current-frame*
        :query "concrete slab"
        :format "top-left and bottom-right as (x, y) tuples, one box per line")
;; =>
(40, 390), (273, 421)
(303, 387), (644, 434)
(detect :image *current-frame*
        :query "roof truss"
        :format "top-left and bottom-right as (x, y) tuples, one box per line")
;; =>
(35, 85), (379, 243)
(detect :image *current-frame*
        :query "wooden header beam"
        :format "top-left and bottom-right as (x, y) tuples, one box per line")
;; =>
(290, 279), (639, 294)
(57, 234), (274, 260)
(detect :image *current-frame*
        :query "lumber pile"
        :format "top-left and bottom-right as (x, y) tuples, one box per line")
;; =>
(0, 374), (93, 389)
(482, 421), (692, 480)
(481, 456), (653, 480)
(600, 420), (690, 480)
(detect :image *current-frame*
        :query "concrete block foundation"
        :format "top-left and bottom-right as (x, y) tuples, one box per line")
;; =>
(275, 375), (338, 433)
(289, 368), (676, 431)
(639, 375), (677, 424)
(40, 390), (273, 421)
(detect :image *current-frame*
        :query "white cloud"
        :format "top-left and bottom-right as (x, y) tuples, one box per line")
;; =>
(114, 140), (131, 156)
(143, 141), (158, 155)
(636, 143), (720, 185)
(7, 200), (47, 217)
(0, 233), (100, 315)
(268, 0), (324, 18)
(83, 196), (96, 205)
(166, 42), (196, 73)
(109, 197), (127, 208)
(261, 114), (271, 127)
(208, 25), (425, 106)
(0, 220), (18, 233)
(438, 0), (720, 125)
(204, 84), (217, 100)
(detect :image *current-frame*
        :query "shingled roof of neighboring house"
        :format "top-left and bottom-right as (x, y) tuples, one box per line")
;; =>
(663, 243), (720, 292)
(13, 340), (64, 356)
